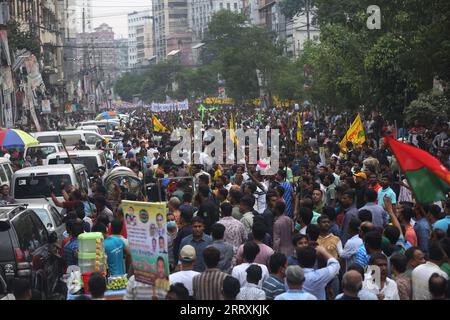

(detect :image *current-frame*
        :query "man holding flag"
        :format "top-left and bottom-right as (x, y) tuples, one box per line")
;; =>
(153, 114), (168, 133)
(340, 113), (366, 151)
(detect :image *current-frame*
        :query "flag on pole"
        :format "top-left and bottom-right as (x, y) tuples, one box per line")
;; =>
(386, 136), (450, 204)
(296, 112), (302, 143)
(153, 114), (168, 133)
(340, 113), (365, 150)
(230, 113), (238, 145)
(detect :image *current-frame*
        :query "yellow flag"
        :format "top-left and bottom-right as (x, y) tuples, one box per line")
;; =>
(296, 112), (302, 143)
(230, 113), (238, 145)
(153, 115), (168, 133)
(340, 113), (366, 150)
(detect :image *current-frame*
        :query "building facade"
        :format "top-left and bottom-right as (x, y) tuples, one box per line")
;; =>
(115, 38), (129, 77)
(128, 10), (154, 68)
(153, 0), (193, 66)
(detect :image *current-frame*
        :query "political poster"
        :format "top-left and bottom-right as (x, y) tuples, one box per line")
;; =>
(42, 99), (51, 113)
(122, 201), (170, 292)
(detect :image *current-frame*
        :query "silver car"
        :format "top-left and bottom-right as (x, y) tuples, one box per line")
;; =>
(25, 203), (66, 243)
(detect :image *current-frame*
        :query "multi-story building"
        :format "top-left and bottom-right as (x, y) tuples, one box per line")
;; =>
(75, 23), (116, 81)
(153, 0), (193, 66)
(115, 38), (129, 76)
(70, 0), (93, 33)
(128, 10), (154, 68)
(256, 0), (320, 58)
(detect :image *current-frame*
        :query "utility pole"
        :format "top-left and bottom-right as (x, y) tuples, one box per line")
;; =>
(306, 0), (310, 41)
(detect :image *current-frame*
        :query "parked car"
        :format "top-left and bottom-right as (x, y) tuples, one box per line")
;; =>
(25, 204), (65, 243)
(11, 164), (91, 211)
(23, 143), (64, 165)
(46, 150), (108, 177)
(0, 158), (13, 187)
(31, 130), (105, 150)
(0, 205), (49, 293)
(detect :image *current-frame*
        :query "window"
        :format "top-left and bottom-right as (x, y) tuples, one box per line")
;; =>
(12, 214), (35, 259)
(85, 133), (101, 145)
(33, 209), (53, 229)
(50, 207), (63, 227)
(26, 146), (57, 159)
(220, 3), (223, 9)
(3, 165), (12, 182)
(234, 3), (238, 10)
(37, 136), (59, 143)
(227, 3), (230, 10)
(30, 213), (48, 246)
(0, 167), (7, 185)
(59, 134), (82, 146)
(14, 175), (71, 199)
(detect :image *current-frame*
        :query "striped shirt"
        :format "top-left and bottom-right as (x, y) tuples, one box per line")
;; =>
(354, 244), (369, 268)
(124, 276), (167, 300)
(278, 181), (294, 218)
(237, 283), (266, 300)
(192, 268), (228, 300)
(262, 274), (286, 300)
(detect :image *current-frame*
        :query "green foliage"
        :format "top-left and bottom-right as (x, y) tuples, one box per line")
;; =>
(7, 19), (40, 58)
(298, 0), (450, 119)
(280, 0), (312, 19)
(404, 93), (450, 125)
(207, 10), (284, 103)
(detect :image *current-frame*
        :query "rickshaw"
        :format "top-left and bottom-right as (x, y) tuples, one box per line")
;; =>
(104, 167), (144, 212)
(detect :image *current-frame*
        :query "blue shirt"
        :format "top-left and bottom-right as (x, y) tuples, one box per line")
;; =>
(104, 236), (126, 276)
(287, 255), (299, 266)
(377, 187), (397, 206)
(180, 234), (212, 272)
(354, 244), (369, 268)
(278, 181), (294, 218)
(64, 239), (79, 266)
(303, 258), (340, 300)
(275, 289), (317, 300)
(414, 217), (430, 254)
(433, 216), (450, 233)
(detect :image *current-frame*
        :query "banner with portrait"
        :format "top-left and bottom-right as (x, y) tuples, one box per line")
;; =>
(122, 201), (169, 292)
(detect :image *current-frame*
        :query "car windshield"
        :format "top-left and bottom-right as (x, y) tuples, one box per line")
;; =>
(26, 146), (56, 159)
(33, 209), (52, 228)
(48, 157), (97, 176)
(14, 175), (71, 199)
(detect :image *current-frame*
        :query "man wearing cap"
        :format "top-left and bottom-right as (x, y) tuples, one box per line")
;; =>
(169, 245), (200, 297)
(353, 172), (368, 209)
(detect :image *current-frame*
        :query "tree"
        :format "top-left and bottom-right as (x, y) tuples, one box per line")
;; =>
(7, 20), (40, 58)
(207, 10), (283, 104)
(404, 93), (450, 125)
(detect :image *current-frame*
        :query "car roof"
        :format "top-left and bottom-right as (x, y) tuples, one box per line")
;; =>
(32, 130), (101, 136)
(27, 143), (62, 147)
(46, 150), (103, 157)
(13, 164), (86, 174)
(0, 205), (28, 221)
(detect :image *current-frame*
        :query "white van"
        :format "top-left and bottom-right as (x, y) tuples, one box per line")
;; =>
(11, 164), (91, 208)
(31, 131), (104, 150)
(0, 158), (13, 187)
(46, 150), (108, 177)
(24, 143), (64, 165)
(76, 120), (120, 135)
(75, 125), (101, 134)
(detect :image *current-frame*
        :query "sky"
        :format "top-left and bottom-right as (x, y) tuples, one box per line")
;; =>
(91, 0), (152, 38)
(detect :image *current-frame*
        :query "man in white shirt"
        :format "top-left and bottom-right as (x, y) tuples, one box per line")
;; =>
(232, 241), (269, 288)
(169, 245), (200, 297)
(237, 265), (266, 300)
(362, 253), (399, 300)
(412, 243), (449, 300)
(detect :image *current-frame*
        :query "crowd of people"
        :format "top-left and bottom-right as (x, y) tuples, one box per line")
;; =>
(7, 105), (450, 300)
